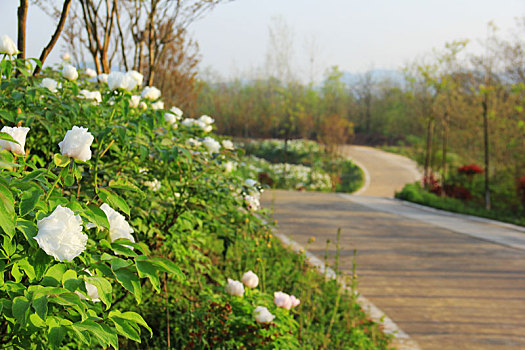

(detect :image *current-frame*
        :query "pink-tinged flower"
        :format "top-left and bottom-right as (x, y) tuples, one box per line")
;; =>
(241, 270), (259, 288)
(290, 295), (301, 308)
(274, 291), (292, 310)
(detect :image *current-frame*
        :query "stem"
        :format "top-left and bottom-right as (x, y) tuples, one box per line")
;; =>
(45, 172), (61, 201)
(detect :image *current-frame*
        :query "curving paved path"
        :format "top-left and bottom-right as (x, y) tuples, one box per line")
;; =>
(262, 146), (525, 350)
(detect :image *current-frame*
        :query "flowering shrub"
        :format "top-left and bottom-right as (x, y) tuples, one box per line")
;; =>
(457, 164), (484, 175)
(0, 45), (390, 349)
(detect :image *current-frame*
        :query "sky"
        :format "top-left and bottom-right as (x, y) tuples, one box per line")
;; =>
(1, 0), (524, 82)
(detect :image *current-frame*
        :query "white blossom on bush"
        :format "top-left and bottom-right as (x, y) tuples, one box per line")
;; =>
(225, 278), (244, 296)
(0, 126), (29, 155)
(40, 78), (58, 92)
(144, 178), (161, 191)
(254, 306), (275, 323)
(274, 291), (293, 310)
(164, 112), (178, 126)
(245, 179), (258, 188)
(79, 89), (102, 104)
(244, 194), (260, 211)
(58, 126), (94, 161)
(0, 34), (18, 55)
(141, 86), (161, 100)
(34, 205), (87, 261)
(85, 68), (97, 78)
(107, 71), (136, 91)
(151, 101), (164, 110)
(62, 52), (71, 61)
(62, 64), (78, 81)
(100, 203), (135, 244)
(126, 70), (143, 86)
(290, 295), (301, 308)
(222, 140), (234, 150)
(198, 115), (214, 125)
(130, 95), (141, 108)
(186, 138), (201, 147)
(181, 118), (196, 127)
(241, 271), (259, 288)
(77, 270), (100, 302)
(170, 106), (183, 118)
(202, 136), (221, 153)
(223, 161), (235, 173)
(98, 73), (108, 83)
(197, 120), (212, 133)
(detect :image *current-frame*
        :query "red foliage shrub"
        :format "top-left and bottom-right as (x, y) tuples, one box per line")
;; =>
(444, 184), (472, 201)
(423, 174), (441, 195)
(516, 176), (525, 204)
(458, 164), (484, 175)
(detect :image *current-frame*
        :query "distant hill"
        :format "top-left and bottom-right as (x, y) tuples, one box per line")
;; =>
(341, 69), (406, 86)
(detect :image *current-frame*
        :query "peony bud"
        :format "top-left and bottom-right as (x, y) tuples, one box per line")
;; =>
(141, 86), (161, 100)
(0, 126), (29, 155)
(241, 271), (259, 288)
(58, 126), (94, 161)
(62, 64), (78, 81)
(254, 306), (275, 323)
(274, 291), (292, 310)
(85, 68), (97, 78)
(130, 95), (141, 108)
(225, 278), (244, 296)
(0, 34), (18, 55)
(34, 205), (87, 261)
(40, 78), (58, 93)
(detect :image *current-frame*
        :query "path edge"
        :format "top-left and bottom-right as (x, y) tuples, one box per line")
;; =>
(273, 230), (421, 350)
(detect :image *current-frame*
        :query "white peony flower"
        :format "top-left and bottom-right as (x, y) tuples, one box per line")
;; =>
(225, 278), (244, 296)
(62, 52), (71, 61)
(40, 78), (58, 92)
(34, 205), (87, 261)
(130, 95), (141, 108)
(254, 306), (275, 323)
(241, 271), (259, 289)
(126, 70), (143, 86)
(274, 291), (293, 310)
(245, 179), (258, 188)
(79, 89), (102, 104)
(186, 138), (201, 147)
(144, 178), (161, 191)
(62, 64), (78, 81)
(181, 118), (196, 127)
(202, 136), (221, 153)
(198, 115), (214, 125)
(58, 126), (94, 161)
(223, 161), (235, 173)
(151, 101), (164, 110)
(100, 203), (135, 244)
(98, 73), (108, 83)
(222, 140), (234, 150)
(164, 113), (177, 125)
(0, 35), (18, 55)
(197, 120), (212, 133)
(141, 86), (161, 100)
(107, 71), (136, 91)
(290, 295), (301, 308)
(0, 126), (29, 155)
(170, 106), (183, 118)
(85, 68), (97, 78)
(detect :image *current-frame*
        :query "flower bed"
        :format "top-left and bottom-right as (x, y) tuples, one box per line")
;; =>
(0, 45), (391, 349)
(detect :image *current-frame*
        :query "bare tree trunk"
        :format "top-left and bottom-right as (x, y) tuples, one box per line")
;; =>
(441, 111), (449, 194)
(114, 0), (129, 71)
(33, 0), (72, 76)
(482, 92), (491, 210)
(424, 115), (435, 184)
(17, 0), (28, 60)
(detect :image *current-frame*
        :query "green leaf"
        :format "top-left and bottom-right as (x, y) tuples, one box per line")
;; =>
(110, 242), (137, 257)
(111, 266), (141, 304)
(53, 153), (70, 168)
(62, 269), (80, 292)
(72, 319), (118, 349)
(109, 310), (152, 337)
(43, 264), (67, 287)
(32, 296), (48, 321)
(99, 188), (130, 216)
(0, 182), (15, 237)
(12, 296), (30, 325)
(135, 260), (160, 292)
(111, 317), (141, 342)
(85, 276), (112, 309)
(16, 219), (38, 247)
(48, 324), (67, 347)
(0, 131), (19, 145)
(83, 204), (110, 230)
(17, 258), (36, 281)
(148, 257), (184, 281)
(48, 292), (87, 320)
(108, 179), (142, 193)
(19, 185), (44, 217)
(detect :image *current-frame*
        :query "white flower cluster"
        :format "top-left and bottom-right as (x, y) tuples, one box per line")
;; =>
(225, 271), (300, 324)
(41, 78), (59, 92)
(181, 115), (214, 133)
(0, 126), (29, 155)
(79, 89), (102, 104)
(107, 71), (143, 91)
